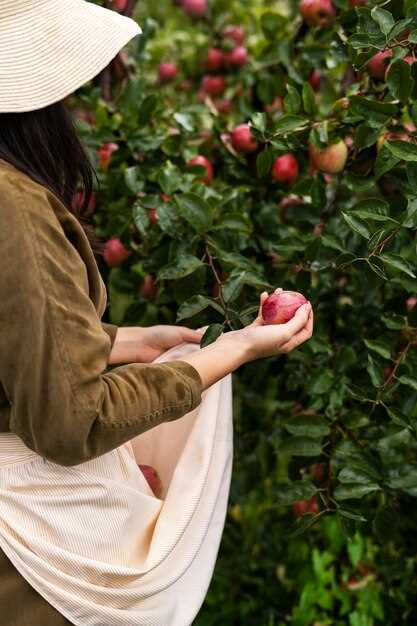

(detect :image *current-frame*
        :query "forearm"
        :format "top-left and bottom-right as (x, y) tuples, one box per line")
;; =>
(180, 332), (249, 390)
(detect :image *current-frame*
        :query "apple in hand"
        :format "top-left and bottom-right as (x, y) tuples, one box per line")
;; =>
(231, 124), (258, 153)
(309, 139), (348, 174)
(138, 465), (163, 498)
(272, 154), (299, 184)
(262, 291), (308, 325)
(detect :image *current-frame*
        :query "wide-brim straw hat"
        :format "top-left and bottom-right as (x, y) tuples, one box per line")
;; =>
(0, 0), (142, 113)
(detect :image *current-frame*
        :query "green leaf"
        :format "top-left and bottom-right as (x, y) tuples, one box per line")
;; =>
(353, 198), (389, 216)
(176, 295), (216, 322)
(158, 254), (204, 280)
(364, 339), (392, 359)
(403, 198), (417, 228)
(338, 467), (377, 485)
(398, 375), (417, 392)
(137, 95), (158, 126)
(342, 212), (371, 239)
(373, 505), (398, 541)
(173, 112), (194, 132)
(371, 6), (395, 35)
(309, 370), (334, 395)
(338, 509), (367, 523)
(380, 253), (416, 277)
(374, 144), (401, 179)
(284, 84), (301, 115)
(280, 437), (323, 457)
(284, 415), (330, 438)
(275, 481), (317, 505)
(334, 484), (380, 501)
(260, 12), (286, 39)
(175, 193), (213, 233)
(302, 82), (317, 116)
(367, 354), (383, 388)
(222, 272), (246, 303)
(251, 112), (267, 134)
(385, 140), (417, 162)
(273, 115), (308, 135)
(132, 201), (150, 236)
(158, 160), (182, 195)
(386, 61), (413, 102)
(200, 323), (223, 348)
(349, 96), (398, 128)
(387, 17), (417, 42)
(256, 149), (273, 178)
(125, 166), (145, 194)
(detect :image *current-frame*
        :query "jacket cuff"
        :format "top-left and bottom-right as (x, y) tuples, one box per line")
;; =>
(101, 322), (119, 349)
(162, 361), (203, 416)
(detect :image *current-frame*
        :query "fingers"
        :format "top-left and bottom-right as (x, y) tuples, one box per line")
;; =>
(280, 309), (314, 353)
(250, 291), (269, 327)
(180, 327), (205, 343)
(279, 302), (312, 342)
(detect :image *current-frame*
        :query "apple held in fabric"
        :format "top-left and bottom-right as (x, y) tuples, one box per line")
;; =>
(262, 291), (308, 325)
(138, 465), (163, 498)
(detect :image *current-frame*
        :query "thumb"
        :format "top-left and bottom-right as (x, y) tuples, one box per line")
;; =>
(251, 291), (269, 327)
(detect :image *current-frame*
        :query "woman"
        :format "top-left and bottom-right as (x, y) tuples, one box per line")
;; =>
(0, 1), (314, 624)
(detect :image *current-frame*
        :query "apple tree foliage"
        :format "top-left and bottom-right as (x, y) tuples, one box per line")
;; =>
(71, 0), (417, 622)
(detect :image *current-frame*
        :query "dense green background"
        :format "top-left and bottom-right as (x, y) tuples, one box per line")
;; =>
(71, 0), (417, 623)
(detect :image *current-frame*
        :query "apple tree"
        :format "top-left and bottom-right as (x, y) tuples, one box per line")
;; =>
(71, 0), (417, 622)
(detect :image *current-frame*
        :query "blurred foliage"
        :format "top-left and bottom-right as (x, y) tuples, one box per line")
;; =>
(70, 0), (417, 622)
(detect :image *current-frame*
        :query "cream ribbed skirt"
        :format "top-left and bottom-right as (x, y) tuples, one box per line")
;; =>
(0, 343), (233, 626)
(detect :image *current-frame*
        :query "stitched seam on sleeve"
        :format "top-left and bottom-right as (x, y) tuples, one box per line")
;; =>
(15, 186), (85, 412)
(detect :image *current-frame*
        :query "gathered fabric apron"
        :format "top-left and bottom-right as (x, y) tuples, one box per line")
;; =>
(0, 343), (233, 626)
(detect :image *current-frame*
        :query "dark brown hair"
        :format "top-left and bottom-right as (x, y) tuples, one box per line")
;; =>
(0, 100), (104, 255)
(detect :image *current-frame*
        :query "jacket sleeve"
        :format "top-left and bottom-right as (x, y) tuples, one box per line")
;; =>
(0, 180), (203, 467)
(101, 322), (118, 349)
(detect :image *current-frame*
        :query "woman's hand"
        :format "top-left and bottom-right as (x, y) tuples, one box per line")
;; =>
(238, 290), (314, 361)
(108, 325), (203, 365)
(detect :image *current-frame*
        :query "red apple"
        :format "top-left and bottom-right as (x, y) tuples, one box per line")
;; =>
(181, 0), (207, 17)
(272, 154), (299, 184)
(112, 0), (128, 10)
(103, 238), (131, 267)
(404, 55), (417, 66)
(187, 155), (214, 184)
(224, 46), (248, 67)
(231, 124), (258, 153)
(262, 291), (308, 325)
(201, 75), (226, 95)
(308, 69), (321, 91)
(149, 208), (158, 226)
(138, 465), (163, 498)
(407, 296), (417, 312)
(292, 496), (319, 517)
(215, 98), (233, 113)
(161, 193), (171, 203)
(299, 0), (336, 26)
(309, 139), (348, 174)
(140, 275), (157, 299)
(97, 142), (119, 169)
(224, 25), (245, 46)
(206, 47), (224, 71)
(158, 62), (178, 83)
(367, 49), (393, 79)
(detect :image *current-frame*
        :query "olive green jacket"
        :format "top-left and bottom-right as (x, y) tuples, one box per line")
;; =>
(0, 158), (203, 467)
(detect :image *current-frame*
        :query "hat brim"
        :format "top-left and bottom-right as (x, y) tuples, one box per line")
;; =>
(0, 0), (142, 113)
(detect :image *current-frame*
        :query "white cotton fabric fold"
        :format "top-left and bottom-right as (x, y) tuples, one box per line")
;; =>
(0, 0), (142, 112)
(0, 342), (233, 625)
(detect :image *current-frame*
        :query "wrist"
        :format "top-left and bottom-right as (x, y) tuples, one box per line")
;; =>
(215, 330), (252, 369)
